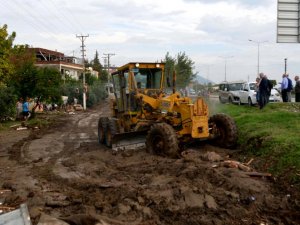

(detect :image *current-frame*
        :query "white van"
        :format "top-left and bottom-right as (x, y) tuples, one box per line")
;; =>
(218, 81), (245, 104)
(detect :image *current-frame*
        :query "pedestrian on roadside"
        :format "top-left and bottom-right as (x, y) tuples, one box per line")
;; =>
(286, 74), (293, 102)
(22, 97), (30, 121)
(255, 77), (261, 106)
(281, 74), (288, 102)
(295, 75), (300, 102)
(16, 97), (23, 120)
(258, 73), (269, 109)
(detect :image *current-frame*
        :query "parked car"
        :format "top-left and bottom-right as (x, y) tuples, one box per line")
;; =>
(218, 81), (245, 104)
(188, 88), (197, 97)
(239, 82), (257, 105)
(269, 88), (281, 102)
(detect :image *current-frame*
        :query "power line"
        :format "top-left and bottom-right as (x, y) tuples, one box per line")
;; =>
(62, 2), (86, 33)
(11, 0), (59, 32)
(47, 0), (82, 34)
(5, 0), (62, 42)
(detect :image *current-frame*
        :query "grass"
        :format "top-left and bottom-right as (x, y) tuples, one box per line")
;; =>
(0, 120), (20, 131)
(0, 112), (61, 131)
(211, 101), (300, 185)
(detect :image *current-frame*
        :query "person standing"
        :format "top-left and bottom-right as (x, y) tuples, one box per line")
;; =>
(286, 74), (293, 102)
(22, 97), (30, 121)
(255, 77), (261, 106)
(16, 97), (23, 120)
(265, 74), (272, 103)
(281, 74), (288, 102)
(295, 75), (300, 102)
(258, 73), (269, 109)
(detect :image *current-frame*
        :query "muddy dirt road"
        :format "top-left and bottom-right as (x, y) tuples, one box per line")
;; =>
(0, 102), (299, 225)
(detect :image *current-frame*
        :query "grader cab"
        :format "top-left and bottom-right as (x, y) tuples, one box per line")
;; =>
(98, 62), (237, 157)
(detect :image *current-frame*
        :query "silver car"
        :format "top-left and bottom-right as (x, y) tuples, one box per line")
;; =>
(219, 81), (245, 104)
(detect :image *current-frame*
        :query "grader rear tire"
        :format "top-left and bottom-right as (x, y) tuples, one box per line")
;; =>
(98, 117), (108, 144)
(146, 123), (179, 158)
(209, 113), (237, 149)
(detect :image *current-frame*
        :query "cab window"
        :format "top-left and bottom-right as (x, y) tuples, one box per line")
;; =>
(134, 68), (162, 89)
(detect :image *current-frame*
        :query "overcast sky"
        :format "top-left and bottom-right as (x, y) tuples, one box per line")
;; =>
(1, 0), (299, 83)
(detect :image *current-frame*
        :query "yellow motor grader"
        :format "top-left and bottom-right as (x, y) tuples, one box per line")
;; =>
(98, 62), (237, 157)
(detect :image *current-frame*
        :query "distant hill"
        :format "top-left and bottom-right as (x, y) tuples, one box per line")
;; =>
(193, 75), (214, 85)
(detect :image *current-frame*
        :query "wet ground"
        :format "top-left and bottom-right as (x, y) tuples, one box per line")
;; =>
(0, 101), (299, 225)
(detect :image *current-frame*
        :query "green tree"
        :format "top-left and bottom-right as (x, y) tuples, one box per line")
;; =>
(35, 67), (62, 103)
(9, 45), (62, 103)
(0, 84), (17, 121)
(8, 45), (37, 98)
(164, 52), (176, 88)
(61, 78), (81, 105)
(92, 50), (102, 73)
(164, 52), (196, 89)
(0, 24), (16, 84)
(99, 69), (108, 82)
(86, 72), (98, 86)
(92, 50), (108, 82)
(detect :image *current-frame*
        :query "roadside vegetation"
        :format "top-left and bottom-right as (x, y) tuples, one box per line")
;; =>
(0, 24), (108, 121)
(214, 102), (300, 186)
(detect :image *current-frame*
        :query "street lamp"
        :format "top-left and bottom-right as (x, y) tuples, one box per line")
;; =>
(248, 39), (268, 76)
(219, 56), (233, 81)
(284, 58), (287, 74)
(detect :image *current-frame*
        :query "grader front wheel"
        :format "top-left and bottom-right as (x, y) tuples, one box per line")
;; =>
(146, 123), (179, 158)
(209, 113), (237, 149)
(98, 117), (108, 144)
(105, 118), (120, 147)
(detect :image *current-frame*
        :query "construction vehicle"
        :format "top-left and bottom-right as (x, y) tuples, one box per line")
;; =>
(98, 62), (237, 157)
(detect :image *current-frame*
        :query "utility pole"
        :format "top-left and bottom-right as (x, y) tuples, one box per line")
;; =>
(102, 56), (108, 69)
(76, 34), (89, 110)
(249, 39), (268, 76)
(103, 53), (115, 80)
(219, 56), (233, 81)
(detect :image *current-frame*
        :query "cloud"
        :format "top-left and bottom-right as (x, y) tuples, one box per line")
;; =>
(0, 0), (296, 83)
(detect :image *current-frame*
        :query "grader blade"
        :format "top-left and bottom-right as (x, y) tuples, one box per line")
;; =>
(112, 131), (148, 151)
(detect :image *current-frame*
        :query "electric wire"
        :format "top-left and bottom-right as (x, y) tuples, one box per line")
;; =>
(47, 0), (83, 34)
(11, 0), (66, 35)
(3, 0), (62, 42)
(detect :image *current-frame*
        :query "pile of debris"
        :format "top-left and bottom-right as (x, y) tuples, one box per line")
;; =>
(181, 150), (272, 179)
(0, 189), (31, 225)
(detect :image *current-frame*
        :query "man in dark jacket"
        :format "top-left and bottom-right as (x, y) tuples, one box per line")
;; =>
(287, 74), (293, 102)
(258, 73), (269, 109)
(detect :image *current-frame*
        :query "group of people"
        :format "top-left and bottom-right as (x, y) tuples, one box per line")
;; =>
(256, 72), (300, 109)
(281, 74), (300, 103)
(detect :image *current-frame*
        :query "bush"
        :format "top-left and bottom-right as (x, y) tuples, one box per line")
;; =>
(61, 79), (106, 108)
(0, 85), (17, 121)
(87, 80), (106, 107)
